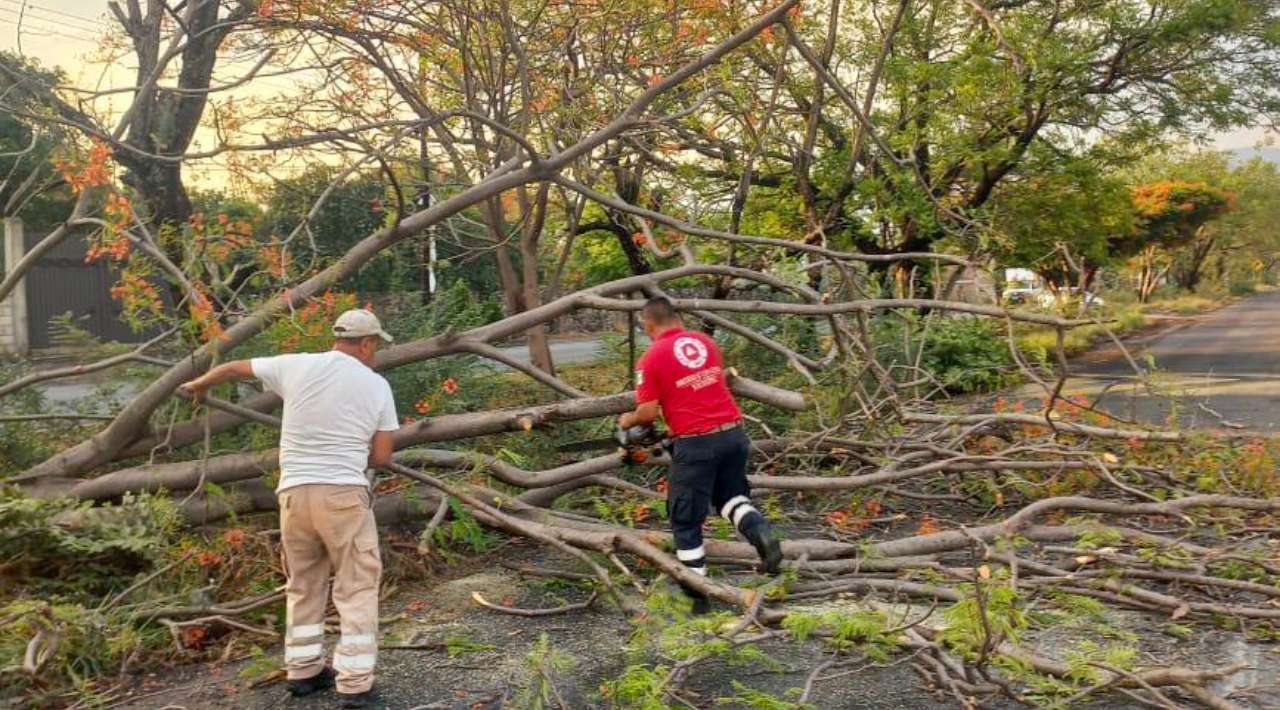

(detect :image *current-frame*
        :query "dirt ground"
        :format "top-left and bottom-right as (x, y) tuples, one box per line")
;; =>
(103, 536), (1279, 710)
(71, 297), (1280, 709)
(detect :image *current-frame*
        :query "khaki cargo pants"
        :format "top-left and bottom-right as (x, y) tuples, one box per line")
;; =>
(279, 484), (381, 694)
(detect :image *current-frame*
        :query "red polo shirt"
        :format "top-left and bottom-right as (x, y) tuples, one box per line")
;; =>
(635, 327), (741, 437)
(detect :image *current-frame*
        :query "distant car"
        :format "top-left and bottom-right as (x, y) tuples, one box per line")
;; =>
(1035, 288), (1105, 309)
(1002, 287), (1104, 309)
(1002, 287), (1041, 305)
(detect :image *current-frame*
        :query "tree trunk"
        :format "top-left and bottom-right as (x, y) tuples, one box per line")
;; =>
(1173, 230), (1216, 292)
(1136, 246), (1165, 303)
(520, 185), (555, 374)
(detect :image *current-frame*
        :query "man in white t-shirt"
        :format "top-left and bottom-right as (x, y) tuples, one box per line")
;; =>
(180, 309), (398, 708)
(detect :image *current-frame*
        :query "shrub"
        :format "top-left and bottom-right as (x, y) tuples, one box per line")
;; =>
(384, 280), (505, 418)
(0, 489), (183, 598)
(873, 314), (1013, 394)
(1228, 280), (1257, 297)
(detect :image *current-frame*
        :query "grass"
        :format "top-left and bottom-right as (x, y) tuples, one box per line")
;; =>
(1015, 305), (1148, 364)
(1145, 294), (1223, 315)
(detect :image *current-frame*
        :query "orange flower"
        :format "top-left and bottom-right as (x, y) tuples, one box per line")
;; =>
(414, 398), (432, 415)
(864, 499), (882, 516)
(631, 232), (647, 247)
(655, 477), (668, 494)
(442, 378), (459, 395)
(222, 528), (247, 547)
(181, 625), (209, 649)
(195, 551), (222, 567)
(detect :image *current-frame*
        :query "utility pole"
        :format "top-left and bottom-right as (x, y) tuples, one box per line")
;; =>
(417, 124), (436, 305)
(416, 51), (437, 305)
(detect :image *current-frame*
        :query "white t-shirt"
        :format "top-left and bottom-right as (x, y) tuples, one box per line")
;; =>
(251, 351), (399, 492)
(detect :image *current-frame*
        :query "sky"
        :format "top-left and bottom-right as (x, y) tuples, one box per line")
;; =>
(2, 0), (1276, 167)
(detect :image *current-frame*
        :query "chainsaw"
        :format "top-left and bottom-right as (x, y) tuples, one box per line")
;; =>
(559, 424), (671, 465)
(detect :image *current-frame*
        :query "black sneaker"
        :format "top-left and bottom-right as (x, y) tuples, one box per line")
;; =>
(339, 688), (376, 708)
(690, 595), (712, 615)
(681, 585), (712, 615)
(287, 667), (335, 697)
(744, 520), (784, 575)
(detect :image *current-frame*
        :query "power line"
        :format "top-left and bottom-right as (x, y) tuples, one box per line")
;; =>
(0, 0), (108, 30)
(0, 16), (99, 45)
(0, 10), (101, 45)
(0, 0), (107, 36)
(25, 0), (107, 25)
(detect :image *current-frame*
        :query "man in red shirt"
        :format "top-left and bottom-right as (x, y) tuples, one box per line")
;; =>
(620, 297), (783, 611)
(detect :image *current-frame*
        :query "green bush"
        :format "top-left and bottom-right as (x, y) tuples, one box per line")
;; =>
(0, 490), (191, 707)
(388, 279), (504, 338)
(384, 280), (506, 417)
(873, 314), (1013, 394)
(0, 488), (183, 598)
(1228, 280), (1257, 297)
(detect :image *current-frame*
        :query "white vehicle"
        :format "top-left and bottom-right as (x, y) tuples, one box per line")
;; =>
(1035, 288), (1105, 309)
(1002, 287), (1042, 305)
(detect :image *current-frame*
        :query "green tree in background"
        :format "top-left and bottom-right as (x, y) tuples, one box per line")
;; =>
(1127, 151), (1280, 292)
(708, 0), (1280, 296)
(989, 155), (1135, 292)
(261, 167), (393, 293)
(1121, 180), (1233, 301)
(0, 52), (75, 233)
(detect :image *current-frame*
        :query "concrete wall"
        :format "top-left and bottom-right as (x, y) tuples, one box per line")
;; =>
(1, 218), (29, 356)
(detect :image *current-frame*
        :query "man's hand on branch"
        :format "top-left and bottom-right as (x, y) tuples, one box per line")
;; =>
(178, 377), (211, 402)
(177, 361), (255, 404)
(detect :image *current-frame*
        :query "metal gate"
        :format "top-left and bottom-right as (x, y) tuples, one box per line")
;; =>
(24, 230), (163, 348)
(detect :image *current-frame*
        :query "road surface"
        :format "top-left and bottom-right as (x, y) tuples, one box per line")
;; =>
(1017, 289), (1280, 431)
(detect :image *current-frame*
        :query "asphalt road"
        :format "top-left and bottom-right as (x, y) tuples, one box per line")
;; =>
(1018, 289), (1280, 430)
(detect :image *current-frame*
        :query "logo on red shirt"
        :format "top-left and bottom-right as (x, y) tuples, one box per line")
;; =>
(673, 336), (708, 369)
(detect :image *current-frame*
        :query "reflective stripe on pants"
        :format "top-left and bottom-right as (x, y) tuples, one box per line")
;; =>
(279, 484), (382, 694)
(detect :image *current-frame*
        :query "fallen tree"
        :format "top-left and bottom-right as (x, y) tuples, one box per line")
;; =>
(3, 1), (1278, 708)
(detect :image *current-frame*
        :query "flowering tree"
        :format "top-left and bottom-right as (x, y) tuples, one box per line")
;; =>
(1122, 180), (1233, 301)
(1, 2), (1279, 706)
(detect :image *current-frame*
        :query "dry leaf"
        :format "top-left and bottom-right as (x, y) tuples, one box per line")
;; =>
(977, 565), (991, 580)
(1171, 604), (1190, 620)
(1101, 452), (1120, 464)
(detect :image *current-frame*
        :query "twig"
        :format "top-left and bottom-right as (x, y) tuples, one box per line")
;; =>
(471, 590), (599, 617)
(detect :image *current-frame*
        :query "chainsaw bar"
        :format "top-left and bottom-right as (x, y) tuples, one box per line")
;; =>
(557, 437), (623, 453)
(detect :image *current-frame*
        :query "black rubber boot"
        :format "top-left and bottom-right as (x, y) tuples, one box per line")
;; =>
(742, 515), (783, 575)
(339, 688), (377, 708)
(287, 666), (335, 697)
(681, 585), (712, 615)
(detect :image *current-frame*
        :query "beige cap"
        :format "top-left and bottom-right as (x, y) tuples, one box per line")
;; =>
(332, 308), (393, 342)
